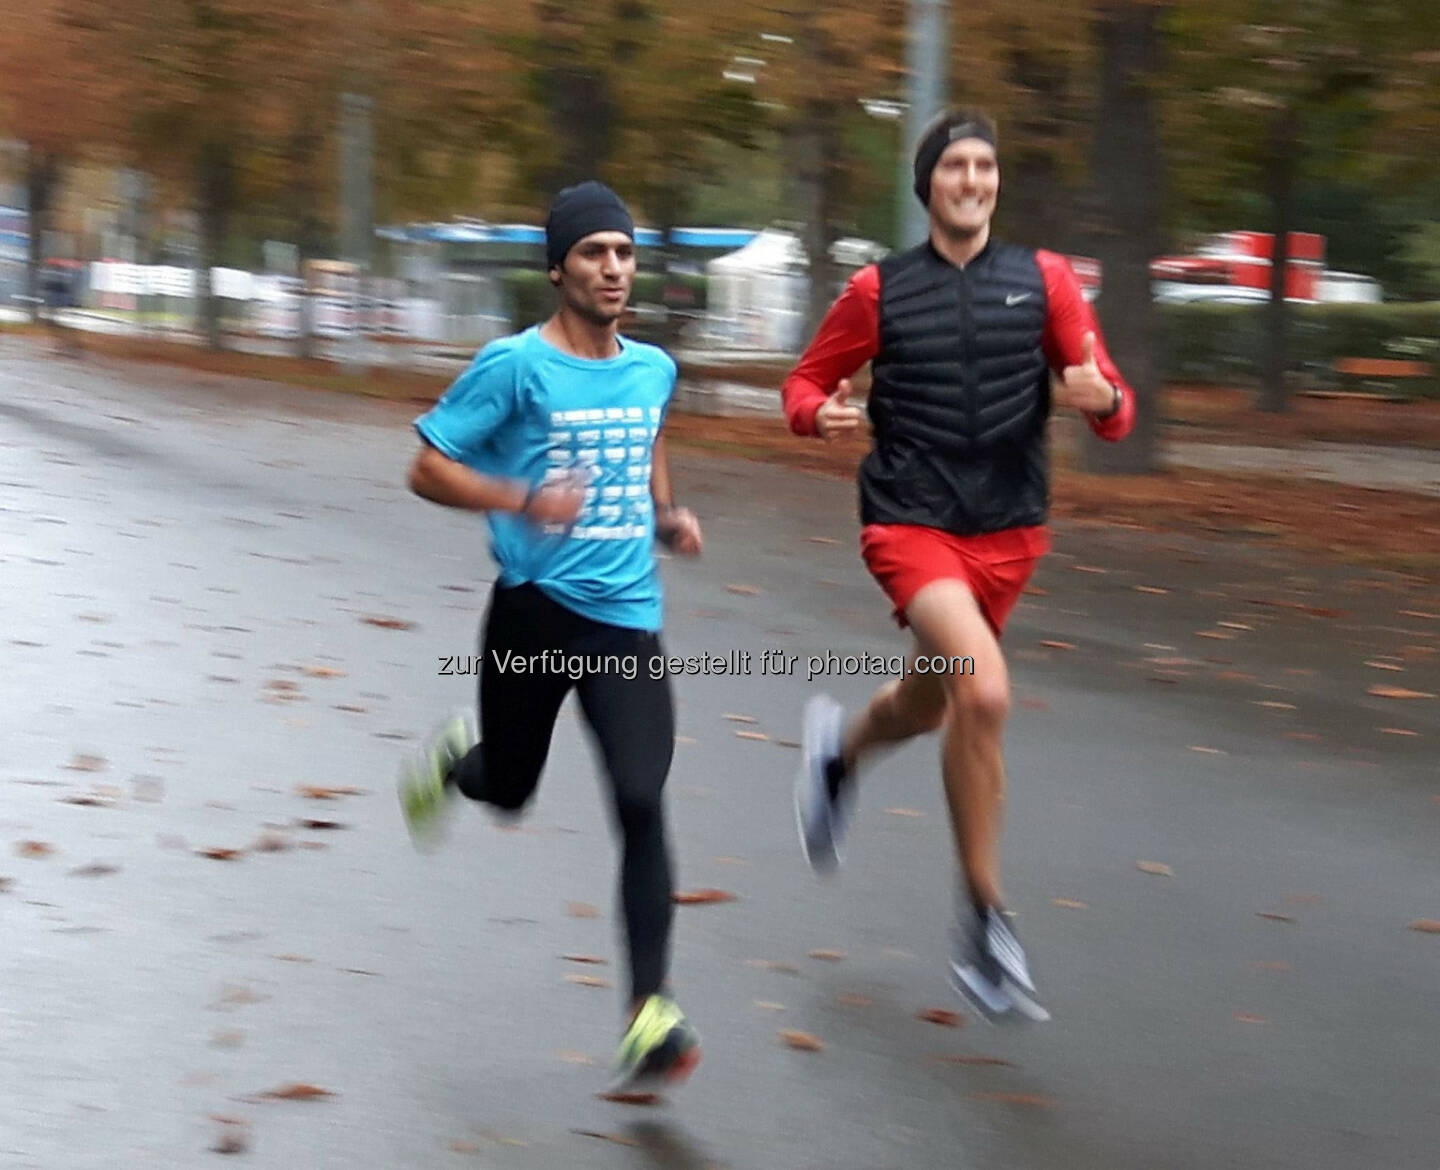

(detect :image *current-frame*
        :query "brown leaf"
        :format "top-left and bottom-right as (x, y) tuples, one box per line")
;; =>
(672, 888), (737, 905)
(294, 818), (347, 831)
(917, 1009), (965, 1028)
(971, 1092), (1055, 1107)
(211, 1126), (248, 1155)
(1052, 898), (1087, 910)
(361, 615), (415, 630)
(69, 862), (120, 878)
(884, 807), (925, 818)
(1188, 746), (1224, 755)
(565, 974), (611, 988)
(1038, 640), (1076, 651)
(1253, 700), (1297, 711)
(265, 679), (301, 692)
(806, 536), (840, 545)
(779, 1029), (825, 1051)
(16, 841), (54, 859)
(1136, 861), (1174, 877)
(449, 1140), (482, 1154)
(836, 994), (872, 1008)
(807, 949), (846, 961)
(261, 1083), (334, 1101)
(1365, 661), (1405, 672)
(1400, 610), (1439, 620)
(567, 902), (600, 918)
(301, 666), (347, 678)
(1368, 685), (1435, 700)
(745, 958), (801, 974)
(556, 1050), (594, 1065)
(723, 583), (761, 597)
(1257, 912), (1295, 924)
(196, 847), (243, 861)
(59, 792), (115, 807)
(1196, 631), (1237, 641)
(734, 730), (770, 741)
(1070, 564), (1108, 574)
(937, 1055), (1013, 1066)
(1134, 585), (1170, 595)
(66, 753), (107, 772)
(334, 704), (368, 714)
(754, 1000), (787, 1011)
(1233, 1012), (1266, 1025)
(561, 954), (608, 965)
(251, 832), (292, 853)
(295, 785), (365, 800)
(594, 1092), (661, 1107)
(1410, 919), (1440, 934)
(211, 1030), (246, 1048)
(722, 713), (758, 723)
(1380, 727), (1419, 736)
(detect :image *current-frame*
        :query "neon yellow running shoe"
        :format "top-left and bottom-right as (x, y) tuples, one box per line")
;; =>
(397, 708), (477, 851)
(609, 995), (701, 1092)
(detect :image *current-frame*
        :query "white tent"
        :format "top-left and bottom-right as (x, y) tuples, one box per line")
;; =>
(704, 229), (809, 352)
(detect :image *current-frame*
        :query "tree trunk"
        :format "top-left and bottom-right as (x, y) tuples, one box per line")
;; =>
(196, 139), (233, 351)
(24, 150), (61, 323)
(1080, 2), (1163, 475)
(797, 110), (841, 343)
(1259, 105), (1298, 413)
(534, 2), (616, 191)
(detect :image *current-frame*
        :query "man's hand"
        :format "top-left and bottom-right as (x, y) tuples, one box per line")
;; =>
(814, 378), (864, 441)
(656, 506), (703, 557)
(1053, 332), (1119, 415)
(523, 477), (586, 526)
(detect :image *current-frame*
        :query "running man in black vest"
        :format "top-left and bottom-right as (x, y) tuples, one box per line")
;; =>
(782, 110), (1134, 1022)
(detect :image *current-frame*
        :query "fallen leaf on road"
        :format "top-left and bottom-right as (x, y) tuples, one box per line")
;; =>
(1234, 1012), (1266, 1025)
(755, 1000), (786, 1011)
(937, 1055), (1013, 1066)
(1254, 701), (1297, 711)
(59, 793), (114, 807)
(1379, 727), (1419, 736)
(1400, 610), (1439, 620)
(294, 819), (347, 831)
(211, 1124), (248, 1155)
(1136, 861), (1174, 876)
(66, 754), (107, 772)
(334, 704), (368, 714)
(1052, 898), (1087, 910)
(673, 888), (737, 905)
(722, 713), (758, 723)
(250, 832), (291, 853)
(1070, 565), (1108, 574)
(745, 959), (800, 974)
(712, 856), (748, 865)
(1196, 631), (1236, 641)
(211, 1030), (246, 1048)
(361, 615), (414, 630)
(972, 1092), (1055, 1106)
(884, 807), (925, 818)
(274, 954), (313, 964)
(1217, 621), (1254, 631)
(1365, 661), (1404, 672)
(1284, 732), (1322, 742)
(557, 1051), (594, 1065)
(1038, 640), (1075, 651)
(562, 954), (608, 965)
(296, 785), (366, 800)
(567, 902), (600, 918)
(261, 1083), (334, 1101)
(807, 949), (846, 961)
(1410, 919), (1440, 934)
(265, 679), (300, 692)
(301, 666), (346, 678)
(724, 584), (761, 596)
(196, 847), (243, 861)
(807, 536), (840, 544)
(1188, 746), (1224, 755)
(779, 1029), (825, 1051)
(69, 863), (120, 878)
(734, 730), (770, 741)
(1134, 586), (1170, 595)
(16, 841), (54, 859)
(917, 1009), (964, 1028)
(595, 1092), (660, 1107)
(1368, 685), (1435, 700)
(1257, 912), (1295, 924)
(565, 974), (611, 988)
(449, 1140), (482, 1154)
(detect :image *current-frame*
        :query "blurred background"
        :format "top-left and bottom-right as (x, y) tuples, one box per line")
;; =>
(2, 0), (1438, 474)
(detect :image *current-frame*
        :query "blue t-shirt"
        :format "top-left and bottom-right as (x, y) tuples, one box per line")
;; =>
(414, 326), (676, 632)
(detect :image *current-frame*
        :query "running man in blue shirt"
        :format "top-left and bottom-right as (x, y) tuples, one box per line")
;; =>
(398, 182), (704, 1093)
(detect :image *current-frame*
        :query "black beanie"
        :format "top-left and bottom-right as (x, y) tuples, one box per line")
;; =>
(912, 112), (998, 207)
(545, 181), (635, 270)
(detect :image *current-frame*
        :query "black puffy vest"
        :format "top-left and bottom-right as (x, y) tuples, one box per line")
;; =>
(860, 240), (1051, 535)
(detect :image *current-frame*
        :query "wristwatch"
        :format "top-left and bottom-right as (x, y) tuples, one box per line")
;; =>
(1096, 382), (1122, 420)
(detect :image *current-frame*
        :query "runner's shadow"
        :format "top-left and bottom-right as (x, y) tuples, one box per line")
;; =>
(619, 1120), (713, 1170)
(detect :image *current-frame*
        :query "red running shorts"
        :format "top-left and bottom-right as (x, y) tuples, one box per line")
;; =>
(859, 523), (1050, 637)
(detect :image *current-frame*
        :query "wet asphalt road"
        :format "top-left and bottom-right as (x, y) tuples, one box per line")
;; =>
(2, 341), (1438, 1170)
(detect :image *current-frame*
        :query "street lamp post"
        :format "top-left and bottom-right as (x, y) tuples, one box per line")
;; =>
(896, 0), (948, 249)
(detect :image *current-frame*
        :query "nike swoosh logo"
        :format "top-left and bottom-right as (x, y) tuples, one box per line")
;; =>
(1006, 293), (1032, 306)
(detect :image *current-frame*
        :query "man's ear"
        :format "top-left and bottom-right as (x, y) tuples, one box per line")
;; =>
(548, 264), (563, 289)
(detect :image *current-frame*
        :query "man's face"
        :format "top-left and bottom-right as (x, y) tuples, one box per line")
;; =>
(552, 231), (635, 325)
(927, 138), (999, 238)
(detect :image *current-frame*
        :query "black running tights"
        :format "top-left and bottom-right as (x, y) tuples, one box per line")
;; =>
(449, 583), (676, 1004)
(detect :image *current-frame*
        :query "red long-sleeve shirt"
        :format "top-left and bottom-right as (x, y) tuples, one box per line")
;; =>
(782, 250), (1136, 442)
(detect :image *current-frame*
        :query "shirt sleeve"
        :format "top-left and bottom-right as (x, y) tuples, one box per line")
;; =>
(412, 342), (521, 461)
(1036, 250), (1135, 442)
(781, 265), (881, 436)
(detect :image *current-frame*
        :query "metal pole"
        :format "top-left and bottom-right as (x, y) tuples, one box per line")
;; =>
(897, 0), (948, 249)
(339, 90), (374, 368)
